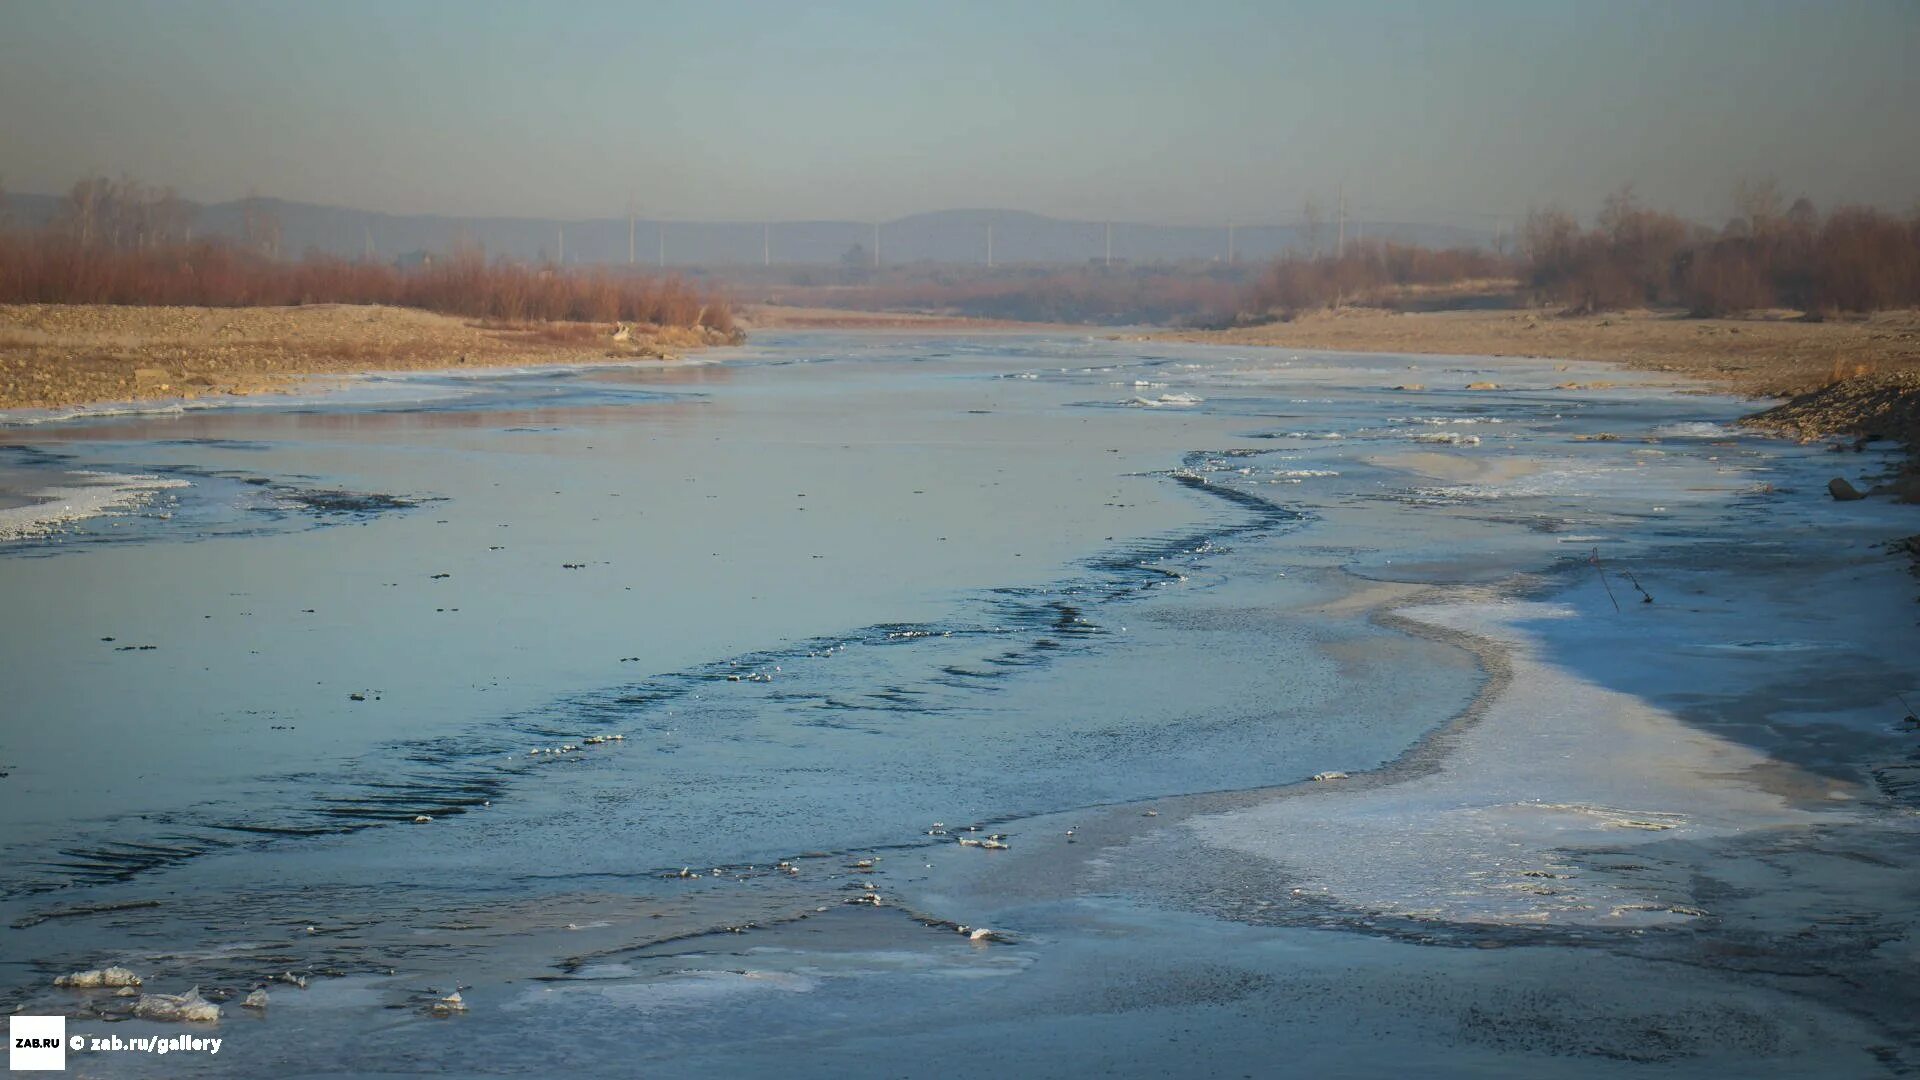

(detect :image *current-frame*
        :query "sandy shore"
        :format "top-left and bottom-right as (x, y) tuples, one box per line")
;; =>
(1154, 307), (1920, 396)
(0, 303), (733, 412)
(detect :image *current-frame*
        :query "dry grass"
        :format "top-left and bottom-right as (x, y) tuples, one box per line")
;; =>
(0, 303), (733, 410)
(471, 318), (615, 344)
(1158, 306), (1920, 398)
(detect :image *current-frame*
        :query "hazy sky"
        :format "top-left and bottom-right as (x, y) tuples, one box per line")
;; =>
(3, 0), (1916, 226)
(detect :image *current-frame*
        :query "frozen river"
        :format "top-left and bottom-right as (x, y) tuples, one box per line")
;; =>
(1, 333), (1915, 1076)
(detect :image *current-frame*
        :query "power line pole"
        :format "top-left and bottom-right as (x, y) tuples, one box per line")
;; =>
(1337, 186), (1346, 259)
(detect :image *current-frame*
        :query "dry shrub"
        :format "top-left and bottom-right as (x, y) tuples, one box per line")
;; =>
(1804, 206), (1920, 313)
(1521, 190), (1697, 313)
(1829, 356), (1877, 384)
(1680, 242), (1775, 315)
(0, 233), (735, 334)
(1527, 186), (1920, 317)
(1244, 242), (1511, 319)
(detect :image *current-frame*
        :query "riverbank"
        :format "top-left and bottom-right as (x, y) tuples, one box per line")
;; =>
(1154, 307), (1920, 396)
(0, 303), (735, 411)
(1157, 306), (1920, 501)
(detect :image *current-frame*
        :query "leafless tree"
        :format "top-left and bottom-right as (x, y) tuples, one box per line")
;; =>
(241, 191), (282, 258)
(51, 174), (197, 250)
(1596, 183), (1639, 241)
(1519, 207), (1577, 266)
(63, 176), (110, 246)
(1734, 176), (1783, 238)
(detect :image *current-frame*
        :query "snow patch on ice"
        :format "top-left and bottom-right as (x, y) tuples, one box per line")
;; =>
(0, 471), (189, 541)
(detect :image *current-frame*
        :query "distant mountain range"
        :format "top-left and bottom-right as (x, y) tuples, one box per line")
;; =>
(3, 193), (1494, 267)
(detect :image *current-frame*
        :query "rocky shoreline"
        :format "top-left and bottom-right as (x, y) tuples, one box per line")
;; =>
(1741, 370), (1920, 502)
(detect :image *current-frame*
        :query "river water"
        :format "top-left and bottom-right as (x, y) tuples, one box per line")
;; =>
(1, 333), (1914, 1076)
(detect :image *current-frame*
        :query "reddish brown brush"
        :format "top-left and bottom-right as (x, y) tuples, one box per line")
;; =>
(0, 233), (735, 335)
(1521, 186), (1920, 317)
